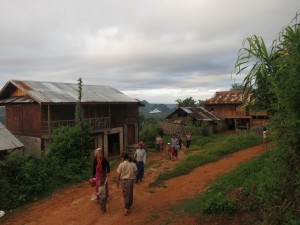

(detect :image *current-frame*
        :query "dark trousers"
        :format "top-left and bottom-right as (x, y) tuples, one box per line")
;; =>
(186, 140), (191, 148)
(136, 161), (144, 181)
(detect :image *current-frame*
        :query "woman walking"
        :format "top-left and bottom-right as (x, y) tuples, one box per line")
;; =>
(92, 148), (110, 204)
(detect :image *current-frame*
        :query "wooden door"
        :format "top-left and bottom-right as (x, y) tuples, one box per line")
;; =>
(127, 124), (135, 145)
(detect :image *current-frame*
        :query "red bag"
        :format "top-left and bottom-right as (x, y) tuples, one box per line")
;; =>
(89, 178), (96, 187)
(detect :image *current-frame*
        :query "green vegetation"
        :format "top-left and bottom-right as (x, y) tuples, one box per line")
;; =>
(149, 133), (261, 187)
(171, 144), (300, 224)
(0, 131), (92, 210)
(139, 119), (164, 148)
(233, 11), (300, 224)
(175, 97), (197, 107)
(169, 11), (300, 225)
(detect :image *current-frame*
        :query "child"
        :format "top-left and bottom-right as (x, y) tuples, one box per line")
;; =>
(166, 143), (172, 159)
(262, 127), (268, 147)
(98, 179), (107, 213)
(186, 131), (192, 149)
(173, 142), (179, 160)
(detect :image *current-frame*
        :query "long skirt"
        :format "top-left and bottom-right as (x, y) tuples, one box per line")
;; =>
(121, 179), (134, 209)
(95, 170), (109, 202)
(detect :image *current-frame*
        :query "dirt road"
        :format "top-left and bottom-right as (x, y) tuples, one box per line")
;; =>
(1, 145), (267, 225)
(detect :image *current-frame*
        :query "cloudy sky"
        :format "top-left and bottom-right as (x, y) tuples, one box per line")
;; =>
(0, 0), (299, 103)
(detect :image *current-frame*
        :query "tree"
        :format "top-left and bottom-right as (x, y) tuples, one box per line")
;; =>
(234, 12), (300, 149)
(49, 78), (93, 162)
(234, 11), (300, 224)
(75, 78), (83, 127)
(234, 35), (276, 113)
(270, 19), (300, 151)
(176, 97), (197, 107)
(74, 78), (93, 156)
(230, 83), (244, 91)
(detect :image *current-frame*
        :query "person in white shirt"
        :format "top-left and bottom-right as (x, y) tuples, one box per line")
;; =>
(134, 142), (146, 183)
(262, 127), (268, 147)
(117, 152), (137, 216)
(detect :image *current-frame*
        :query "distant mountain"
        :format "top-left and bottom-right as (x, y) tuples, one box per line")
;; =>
(164, 104), (177, 110)
(139, 100), (176, 119)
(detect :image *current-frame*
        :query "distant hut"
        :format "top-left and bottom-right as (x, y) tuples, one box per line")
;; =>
(203, 90), (268, 131)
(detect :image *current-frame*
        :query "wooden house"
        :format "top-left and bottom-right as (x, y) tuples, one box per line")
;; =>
(203, 90), (268, 131)
(0, 80), (143, 158)
(165, 106), (221, 133)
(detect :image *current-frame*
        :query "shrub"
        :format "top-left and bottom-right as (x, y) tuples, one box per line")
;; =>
(139, 120), (164, 148)
(203, 193), (237, 215)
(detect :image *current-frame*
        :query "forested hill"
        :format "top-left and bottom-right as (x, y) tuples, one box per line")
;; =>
(139, 100), (176, 119)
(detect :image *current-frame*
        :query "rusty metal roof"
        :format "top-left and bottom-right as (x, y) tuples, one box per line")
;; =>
(167, 106), (220, 121)
(0, 122), (24, 151)
(204, 90), (249, 105)
(181, 107), (220, 121)
(0, 80), (141, 105)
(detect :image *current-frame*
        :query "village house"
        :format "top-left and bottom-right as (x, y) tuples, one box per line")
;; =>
(203, 90), (268, 131)
(165, 106), (221, 134)
(0, 80), (143, 158)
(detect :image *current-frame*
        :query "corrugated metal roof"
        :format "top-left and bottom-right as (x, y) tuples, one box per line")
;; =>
(0, 122), (24, 151)
(167, 107), (220, 121)
(205, 90), (249, 105)
(0, 96), (35, 104)
(182, 107), (220, 121)
(0, 80), (140, 104)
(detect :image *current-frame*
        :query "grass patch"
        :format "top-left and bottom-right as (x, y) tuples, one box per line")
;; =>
(150, 133), (261, 186)
(170, 144), (300, 224)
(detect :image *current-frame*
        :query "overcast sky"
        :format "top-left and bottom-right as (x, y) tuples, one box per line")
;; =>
(0, 0), (299, 103)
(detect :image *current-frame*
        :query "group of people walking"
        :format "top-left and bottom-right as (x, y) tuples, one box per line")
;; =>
(165, 131), (192, 160)
(92, 142), (146, 216)
(91, 131), (191, 216)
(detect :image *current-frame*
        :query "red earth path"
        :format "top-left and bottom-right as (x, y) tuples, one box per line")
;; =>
(1, 144), (267, 225)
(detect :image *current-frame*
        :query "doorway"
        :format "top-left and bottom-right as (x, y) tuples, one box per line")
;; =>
(108, 133), (120, 157)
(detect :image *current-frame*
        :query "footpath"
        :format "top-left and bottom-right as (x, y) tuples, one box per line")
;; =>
(1, 144), (267, 225)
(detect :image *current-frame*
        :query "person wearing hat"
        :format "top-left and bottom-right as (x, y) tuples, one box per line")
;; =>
(134, 142), (146, 183)
(117, 152), (137, 216)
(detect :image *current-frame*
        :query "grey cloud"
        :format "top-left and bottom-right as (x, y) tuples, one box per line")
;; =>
(0, 0), (299, 103)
